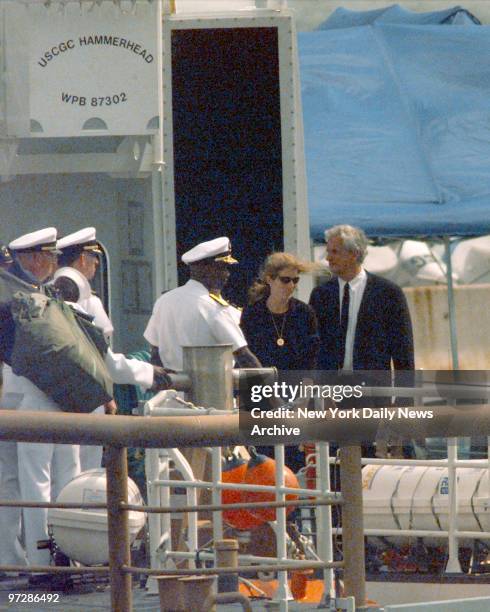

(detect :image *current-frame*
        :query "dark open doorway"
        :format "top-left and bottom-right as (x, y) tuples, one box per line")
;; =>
(171, 26), (284, 306)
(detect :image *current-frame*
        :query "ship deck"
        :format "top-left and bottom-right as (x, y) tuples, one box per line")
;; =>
(0, 576), (325, 611)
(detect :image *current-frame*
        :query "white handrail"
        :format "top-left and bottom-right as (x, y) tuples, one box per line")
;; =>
(144, 391), (337, 607)
(355, 438), (490, 574)
(446, 439), (462, 572)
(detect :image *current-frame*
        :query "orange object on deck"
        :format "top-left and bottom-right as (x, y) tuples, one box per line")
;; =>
(239, 576), (324, 603)
(242, 448), (299, 522)
(221, 452), (265, 530)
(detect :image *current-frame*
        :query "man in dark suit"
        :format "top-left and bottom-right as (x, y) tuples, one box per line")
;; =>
(310, 225), (414, 374)
(309, 225), (415, 453)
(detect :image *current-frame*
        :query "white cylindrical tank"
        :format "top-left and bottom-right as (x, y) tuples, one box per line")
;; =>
(48, 469), (145, 565)
(363, 465), (490, 545)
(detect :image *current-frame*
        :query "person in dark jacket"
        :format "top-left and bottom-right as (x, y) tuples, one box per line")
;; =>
(241, 252), (319, 371)
(309, 225), (414, 377)
(309, 224), (415, 456)
(0, 228), (71, 576)
(241, 252), (319, 472)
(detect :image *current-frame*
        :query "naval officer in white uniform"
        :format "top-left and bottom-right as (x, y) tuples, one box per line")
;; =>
(49, 276), (169, 399)
(144, 237), (261, 371)
(53, 227), (110, 471)
(143, 237), (261, 490)
(53, 227), (171, 471)
(0, 230), (56, 570)
(54, 227), (113, 339)
(0, 228), (81, 574)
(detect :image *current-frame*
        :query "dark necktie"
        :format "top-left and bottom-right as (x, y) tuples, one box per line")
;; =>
(339, 283), (350, 369)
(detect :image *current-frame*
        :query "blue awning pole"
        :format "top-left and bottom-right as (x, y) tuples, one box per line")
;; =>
(444, 236), (463, 573)
(444, 237), (459, 370)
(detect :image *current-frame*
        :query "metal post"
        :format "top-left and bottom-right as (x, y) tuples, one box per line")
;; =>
(145, 447), (172, 595)
(170, 448), (198, 567)
(317, 441), (335, 604)
(106, 446), (132, 612)
(445, 439), (462, 573)
(444, 236), (459, 370)
(146, 448), (161, 589)
(273, 444), (290, 611)
(182, 345), (234, 411)
(151, 0), (167, 297)
(159, 450), (173, 564)
(444, 238), (463, 573)
(215, 539), (239, 592)
(212, 446), (224, 542)
(339, 444), (365, 608)
(182, 345), (233, 541)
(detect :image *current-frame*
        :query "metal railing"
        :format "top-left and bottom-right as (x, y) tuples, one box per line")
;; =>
(3, 348), (489, 609)
(358, 437), (490, 575)
(0, 409), (346, 612)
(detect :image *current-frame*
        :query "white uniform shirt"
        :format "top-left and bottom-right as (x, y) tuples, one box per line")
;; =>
(144, 279), (247, 371)
(104, 348), (153, 389)
(80, 294), (114, 338)
(338, 268), (368, 371)
(67, 301), (153, 390)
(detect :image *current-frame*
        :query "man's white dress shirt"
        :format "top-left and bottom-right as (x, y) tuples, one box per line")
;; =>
(338, 268), (367, 371)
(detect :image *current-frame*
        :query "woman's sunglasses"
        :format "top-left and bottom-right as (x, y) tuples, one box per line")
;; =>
(278, 275), (300, 285)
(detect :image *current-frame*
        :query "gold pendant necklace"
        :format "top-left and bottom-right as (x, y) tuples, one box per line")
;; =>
(270, 309), (288, 347)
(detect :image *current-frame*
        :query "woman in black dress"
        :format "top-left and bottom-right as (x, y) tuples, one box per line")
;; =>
(241, 252), (319, 371)
(240, 252), (319, 471)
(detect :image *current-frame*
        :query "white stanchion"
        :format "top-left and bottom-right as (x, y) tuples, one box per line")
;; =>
(273, 444), (291, 611)
(317, 441), (335, 605)
(445, 439), (462, 573)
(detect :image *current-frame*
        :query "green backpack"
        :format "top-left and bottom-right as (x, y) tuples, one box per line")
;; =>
(0, 267), (38, 303)
(0, 268), (39, 363)
(10, 291), (113, 413)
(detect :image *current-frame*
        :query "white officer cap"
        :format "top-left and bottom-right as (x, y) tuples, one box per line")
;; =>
(181, 237), (238, 265)
(9, 227), (61, 254)
(57, 227), (102, 254)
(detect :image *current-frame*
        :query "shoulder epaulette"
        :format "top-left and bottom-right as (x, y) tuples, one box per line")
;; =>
(209, 292), (229, 306)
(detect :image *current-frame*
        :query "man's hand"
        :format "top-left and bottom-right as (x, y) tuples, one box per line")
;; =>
(104, 399), (117, 415)
(149, 345), (163, 367)
(233, 346), (262, 368)
(150, 366), (173, 392)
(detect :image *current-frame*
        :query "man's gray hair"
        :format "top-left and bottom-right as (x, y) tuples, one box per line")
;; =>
(324, 225), (369, 263)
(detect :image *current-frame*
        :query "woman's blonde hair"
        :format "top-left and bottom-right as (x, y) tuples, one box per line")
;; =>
(248, 252), (316, 304)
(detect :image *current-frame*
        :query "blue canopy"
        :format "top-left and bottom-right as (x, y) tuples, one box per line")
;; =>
(318, 4), (480, 29)
(299, 7), (490, 240)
